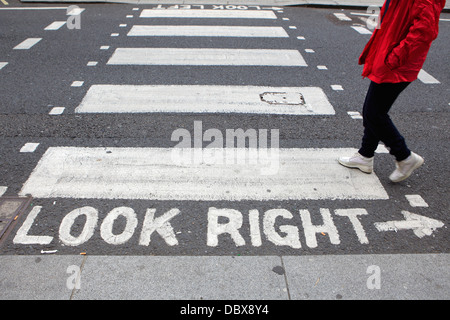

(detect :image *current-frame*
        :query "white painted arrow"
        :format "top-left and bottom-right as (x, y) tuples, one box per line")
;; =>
(375, 211), (444, 238)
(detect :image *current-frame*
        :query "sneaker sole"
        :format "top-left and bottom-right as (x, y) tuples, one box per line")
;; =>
(337, 159), (373, 174)
(389, 156), (424, 183)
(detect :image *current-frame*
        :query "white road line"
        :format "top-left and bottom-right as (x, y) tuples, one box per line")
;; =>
(0, 186), (7, 197)
(20, 147), (388, 201)
(347, 111), (363, 119)
(140, 9), (277, 19)
(75, 85), (335, 115)
(67, 7), (84, 15)
(49, 107), (65, 115)
(20, 143), (39, 153)
(44, 21), (66, 30)
(334, 13), (352, 21)
(331, 85), (343, 91)
(127, 25), (289, 38)
(71, 81), (84, 87)
(375, 144), (389, 154)
(0, 7), (69, 10)
(13, 38), (42, 50)
(418, 69), (440, 84)
(87, 61), (98, 66)
(405, 194), (429, 208)
(107, 48), (307, 66)
(0, 62), (7, 70)
(351, 26), (372, 34)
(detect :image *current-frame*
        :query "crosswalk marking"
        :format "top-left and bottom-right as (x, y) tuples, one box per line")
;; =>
(0, 62), (7, 70)
(127, 25), (289, 38)
(19, 143), (39, 153)
(44, 21), (66, 30)
(0, 186), (6, 197)
(13, 38), (42, 50)
(334, 13), (352, 21)
(140, 9), (277, 19)
(351, 26), (372, 34)
(107, 48), (307, 66)
(20, 147), (388, 201)
(75, 85), (335, 115)
(418, 69), (440, 84)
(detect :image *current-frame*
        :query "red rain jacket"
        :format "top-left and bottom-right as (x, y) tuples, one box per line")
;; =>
(359, 0), (446, 83)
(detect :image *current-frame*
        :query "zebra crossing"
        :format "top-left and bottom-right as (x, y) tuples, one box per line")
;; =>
(7, 5), (445, 256)
(20, 6), (370, 202)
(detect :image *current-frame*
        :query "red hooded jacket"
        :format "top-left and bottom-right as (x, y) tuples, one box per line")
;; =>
(359, 0), (446, 83)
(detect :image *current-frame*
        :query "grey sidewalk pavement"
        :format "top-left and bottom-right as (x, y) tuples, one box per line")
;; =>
(1, 254), (449, 299)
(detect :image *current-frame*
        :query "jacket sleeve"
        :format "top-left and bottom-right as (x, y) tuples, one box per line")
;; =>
(385, 0), (439, 70)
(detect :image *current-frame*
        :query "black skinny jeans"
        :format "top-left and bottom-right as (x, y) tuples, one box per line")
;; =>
(358, 81), (411, 161)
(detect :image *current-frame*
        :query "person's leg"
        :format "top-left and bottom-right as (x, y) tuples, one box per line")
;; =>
(358, 81), (411, 161)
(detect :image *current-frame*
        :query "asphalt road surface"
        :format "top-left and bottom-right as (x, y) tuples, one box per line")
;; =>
(0, 0), (448, 300)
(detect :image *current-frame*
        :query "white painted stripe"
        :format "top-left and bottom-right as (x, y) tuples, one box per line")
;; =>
(418, 69), (440, 84)
(0, 7), (69, 10)
(75, 85), (335, 115)
(49, 107), (65, 115)
(334, 13), (352, 21)
(67, 7), (85, 15)
(44, 21), (66, 30)
(87, 61), (98, 66)
(405, 194), (429, 207)
(20, 147), (388, 201)
(128, 25), (289, 38)
(107, 48), (307, 66)
(375, 144), (389, 154)
(140, 9), (277, 19)
(100, 46), (110, 50)
(331, 85), (343, 91)
(0, 62), (7, 70)
(20, 143), (39, 153)
(71, 81), (84, 87)
(347, 111), (363, 119)
(351, 26), (372, 34)
(0, 186), (7, 197)
(13, 38), (42, 50)
(317, 65), (328, 70)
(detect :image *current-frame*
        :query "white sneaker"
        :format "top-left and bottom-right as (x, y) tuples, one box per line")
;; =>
(389, 152), (424, 182)
(338, 152), (374, 174)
